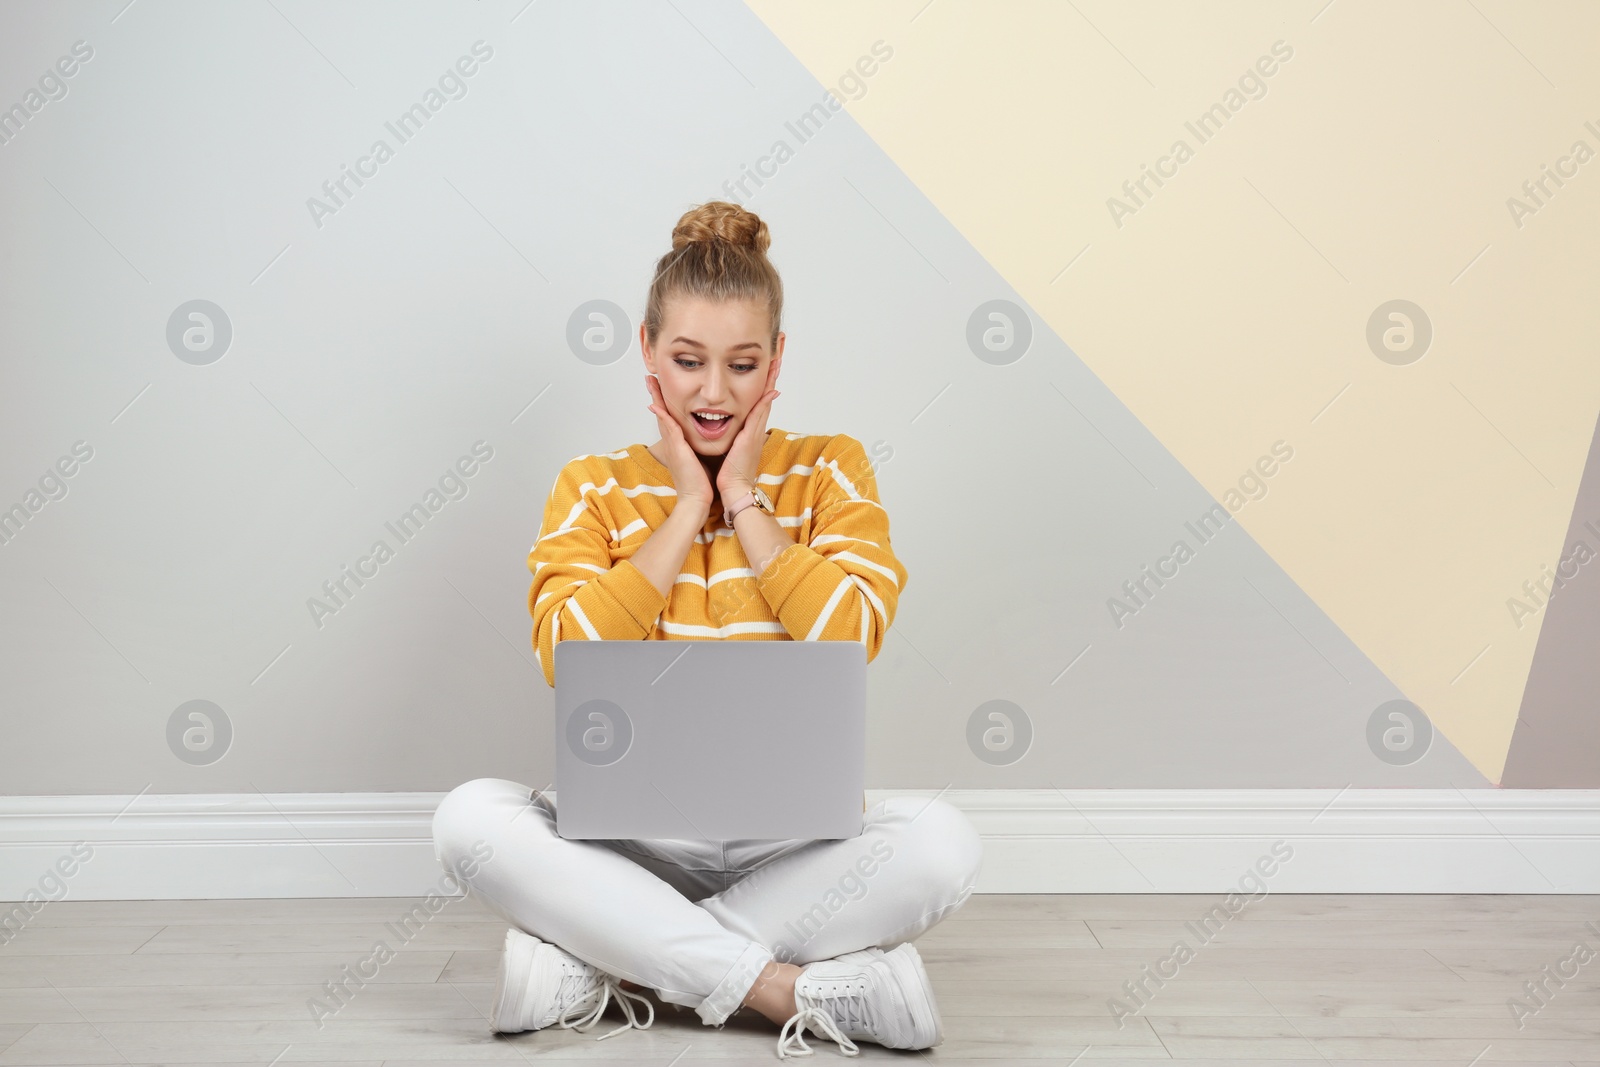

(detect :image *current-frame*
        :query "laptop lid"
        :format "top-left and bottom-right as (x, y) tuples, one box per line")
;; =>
(553, 640), (866, 841)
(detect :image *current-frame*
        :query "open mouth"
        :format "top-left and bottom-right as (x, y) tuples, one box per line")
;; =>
(692, 412), (733, 438)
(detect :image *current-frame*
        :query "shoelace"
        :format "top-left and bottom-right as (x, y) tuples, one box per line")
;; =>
(777, 979), (871, 1058)
(554, 971), (656, 1041)
(778, 1006), (860, 1058)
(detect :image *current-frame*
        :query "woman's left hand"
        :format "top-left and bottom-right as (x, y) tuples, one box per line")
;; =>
(716, 361), (780, 504)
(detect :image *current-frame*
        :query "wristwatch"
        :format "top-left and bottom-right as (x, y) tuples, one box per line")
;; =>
(724, 485), (773, 527)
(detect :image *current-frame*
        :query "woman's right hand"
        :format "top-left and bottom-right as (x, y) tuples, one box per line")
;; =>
(646, 374), (715, 511)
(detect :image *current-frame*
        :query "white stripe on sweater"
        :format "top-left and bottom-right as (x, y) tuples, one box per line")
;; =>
(562, 596), (600, 640)
(829, 550), (900, 588)
(805, 577), (858, 641)
(658, 620), (788, 638)
(813, 533), (881, 549)
(536, 578), (589, 605)
(848, 574), (886, 630)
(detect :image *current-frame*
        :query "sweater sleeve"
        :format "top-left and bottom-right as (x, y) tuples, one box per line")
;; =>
(527, 460), (668, 688)
(753, 434), (908, 661)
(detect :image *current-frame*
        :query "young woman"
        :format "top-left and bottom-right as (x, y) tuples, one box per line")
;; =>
(431, 201), (983, 1059)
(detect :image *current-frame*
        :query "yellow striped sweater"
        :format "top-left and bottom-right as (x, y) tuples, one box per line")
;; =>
(526, 428), (907, 688)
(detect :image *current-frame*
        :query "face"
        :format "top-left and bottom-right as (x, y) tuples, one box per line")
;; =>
(642, 295), (784, 455)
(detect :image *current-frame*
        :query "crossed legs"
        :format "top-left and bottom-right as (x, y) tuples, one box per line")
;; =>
(431, 778), (983, 1028)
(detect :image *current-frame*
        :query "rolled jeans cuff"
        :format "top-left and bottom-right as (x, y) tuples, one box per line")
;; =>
(697, 940), (775, 1027)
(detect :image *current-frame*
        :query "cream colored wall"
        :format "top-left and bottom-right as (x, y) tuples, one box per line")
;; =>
(746, 0), (1600, 782)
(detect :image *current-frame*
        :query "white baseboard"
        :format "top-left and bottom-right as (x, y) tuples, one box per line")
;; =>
(2, 789), (1597, 900)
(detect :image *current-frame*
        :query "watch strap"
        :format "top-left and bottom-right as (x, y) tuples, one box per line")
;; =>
(724, 490), (756, 527)
(724, 486), (771, 527)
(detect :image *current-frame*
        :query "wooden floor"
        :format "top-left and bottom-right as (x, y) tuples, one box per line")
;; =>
(1, 892), (1597, 1064)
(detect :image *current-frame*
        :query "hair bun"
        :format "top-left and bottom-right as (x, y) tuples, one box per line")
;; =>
(644, 199), (782, 352)
(671, 201), (770, 255)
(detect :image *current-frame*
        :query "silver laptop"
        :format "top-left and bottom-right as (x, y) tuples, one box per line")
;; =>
(553, 640), (866, 841)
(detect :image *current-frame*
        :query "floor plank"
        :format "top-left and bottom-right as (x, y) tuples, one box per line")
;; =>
(0, 951), (452, 989)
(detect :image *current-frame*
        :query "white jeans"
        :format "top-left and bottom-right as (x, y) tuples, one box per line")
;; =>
(430, 778), (984, 1026)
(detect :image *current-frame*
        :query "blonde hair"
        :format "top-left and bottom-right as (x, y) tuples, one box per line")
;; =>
(644, 201), (783, 352)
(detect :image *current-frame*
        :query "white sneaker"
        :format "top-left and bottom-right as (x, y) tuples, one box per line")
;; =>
(489, 926), (654, 1040)
(776, 942), (944, 1058)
